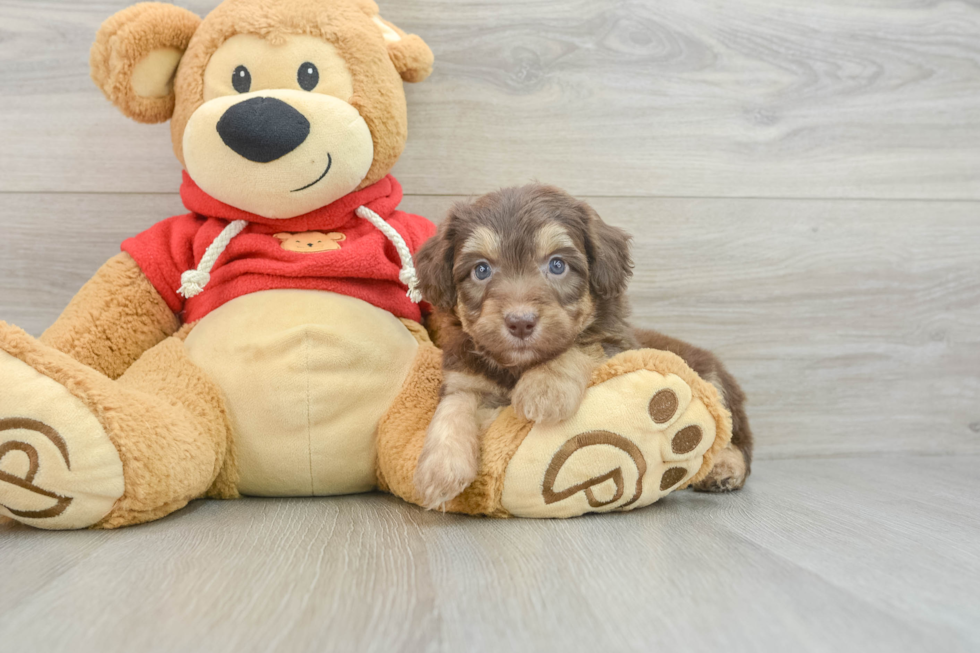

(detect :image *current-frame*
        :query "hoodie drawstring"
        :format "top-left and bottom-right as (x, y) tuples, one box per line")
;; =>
(354, 206), (422, 303)
(177, 219), (248, 299)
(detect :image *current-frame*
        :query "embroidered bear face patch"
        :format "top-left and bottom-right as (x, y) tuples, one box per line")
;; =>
(274, 231), (346, 252)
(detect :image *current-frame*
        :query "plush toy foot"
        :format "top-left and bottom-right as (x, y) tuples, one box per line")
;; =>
(376, 346), (732, 518)
(0, 325), (124, 530)
(498, 350), (732, 518)
(691, 443), (747, 493)
(1, 322), (234, 530)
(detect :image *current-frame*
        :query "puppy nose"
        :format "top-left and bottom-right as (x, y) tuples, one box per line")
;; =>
(505, 313), (538, 339)
(216, 97), (311, 163)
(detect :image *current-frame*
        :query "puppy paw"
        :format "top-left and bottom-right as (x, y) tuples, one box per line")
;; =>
(414, 443), (479, 510)
(692, 444), (747, 493)
(512, 371), (587, 425)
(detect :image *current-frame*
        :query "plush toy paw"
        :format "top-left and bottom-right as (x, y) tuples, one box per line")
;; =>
(499, 359), (726, 518)
(692, 443), (747, 492)
(0, 328), (124, 530)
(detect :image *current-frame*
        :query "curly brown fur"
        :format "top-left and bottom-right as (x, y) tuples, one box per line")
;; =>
(414, 184), (754, 506)
(418, 185), (637, 372)
(413, 184), (637, 508)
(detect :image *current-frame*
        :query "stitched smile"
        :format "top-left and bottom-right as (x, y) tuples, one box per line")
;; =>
(291, 153), (332, 192)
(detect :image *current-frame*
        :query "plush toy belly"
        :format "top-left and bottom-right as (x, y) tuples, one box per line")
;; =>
(183, 290), (418, 496)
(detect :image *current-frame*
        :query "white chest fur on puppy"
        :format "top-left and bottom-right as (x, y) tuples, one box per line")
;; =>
(184, 290), (418, 496)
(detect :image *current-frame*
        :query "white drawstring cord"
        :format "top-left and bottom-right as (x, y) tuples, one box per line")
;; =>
(355, 205), (422, 303)
(175, 207), (422, 304)
(177, 219), (248, 299)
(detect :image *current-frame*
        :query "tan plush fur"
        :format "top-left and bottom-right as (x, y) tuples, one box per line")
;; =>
(90, 3), (202, 124)
(91, 1), (432, 183)
(136, 319), (241, 501)
(375, 343), (442, 498)
(163, 0), (431, 187)
(40, 253), (180, 380)
(385, 34), (434, 83)
(0, 323), (234, 528)
(399, 318), (434, 345)
(450, 408), (534, 516)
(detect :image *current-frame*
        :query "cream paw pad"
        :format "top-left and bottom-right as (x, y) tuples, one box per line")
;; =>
(0, 349), (124, 530)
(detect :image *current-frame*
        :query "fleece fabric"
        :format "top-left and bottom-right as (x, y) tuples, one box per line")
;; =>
(121, 173), (436, 323)
(40, 252), (179, 380)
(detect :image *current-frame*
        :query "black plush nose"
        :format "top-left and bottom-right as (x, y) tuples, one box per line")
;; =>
(216, 97), (310, 163)
(505, 313), (538, 340)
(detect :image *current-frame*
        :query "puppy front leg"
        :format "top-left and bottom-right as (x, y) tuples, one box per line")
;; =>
(414, 389), (482, 510)
(512, 346), (602, 425)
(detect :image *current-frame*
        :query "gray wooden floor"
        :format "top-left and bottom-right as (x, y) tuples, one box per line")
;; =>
(1, 0), (979, 651)
(2, 457), (978, 652)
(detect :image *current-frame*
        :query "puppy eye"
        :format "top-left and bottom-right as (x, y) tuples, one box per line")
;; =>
(298, 62), (319, 91)
(232, 65), (251, 93)
(472, 262), (493, 281)
(548, 257), (567, 275)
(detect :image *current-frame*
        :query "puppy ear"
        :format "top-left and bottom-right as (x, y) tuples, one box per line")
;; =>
(90, 3), (201, 124)
(583, 205), (633, 299)
(415, 214), (458, 310)
(371, 15), (434, 83)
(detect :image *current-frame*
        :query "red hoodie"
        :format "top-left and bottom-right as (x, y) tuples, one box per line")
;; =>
(122, 173), (436, 323)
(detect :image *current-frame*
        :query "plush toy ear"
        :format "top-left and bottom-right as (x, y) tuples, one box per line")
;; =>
(273, 233), (292, 241)
(90, 3), (201, 124)
(371, 15), (434, 83)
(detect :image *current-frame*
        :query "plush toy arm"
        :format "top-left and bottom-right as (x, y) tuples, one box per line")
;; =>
(39, 252), (180, 379)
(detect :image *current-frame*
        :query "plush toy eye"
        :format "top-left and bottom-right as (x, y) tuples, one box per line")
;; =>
(298, 62), (319, 91)
(548, 257), (567, 275)
(232, 65), (251, 93)
(472, 262), (492, 281)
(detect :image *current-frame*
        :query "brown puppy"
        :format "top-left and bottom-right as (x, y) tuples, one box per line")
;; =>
(413, 184), (752, 508)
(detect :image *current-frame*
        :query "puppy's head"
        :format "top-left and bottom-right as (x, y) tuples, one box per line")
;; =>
(416, 184), (633, 369)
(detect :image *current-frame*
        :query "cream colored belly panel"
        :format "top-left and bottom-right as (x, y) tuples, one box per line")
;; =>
(184, 290), (418, 497)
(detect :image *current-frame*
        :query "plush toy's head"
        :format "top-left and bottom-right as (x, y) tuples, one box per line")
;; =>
(91, 0), (433, 219)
